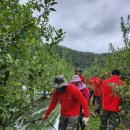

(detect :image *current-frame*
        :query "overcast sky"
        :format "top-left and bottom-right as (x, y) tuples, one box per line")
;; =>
(20, 0), (130, 53)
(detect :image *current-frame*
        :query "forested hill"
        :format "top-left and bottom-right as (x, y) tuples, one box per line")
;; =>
(54, 45), (108, 69)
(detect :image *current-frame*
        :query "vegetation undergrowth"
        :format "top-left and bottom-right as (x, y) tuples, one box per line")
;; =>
(84, 104), (130, 130)
(0, 0), (130, 129)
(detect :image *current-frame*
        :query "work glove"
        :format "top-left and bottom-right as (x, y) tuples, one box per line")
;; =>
(42, 115), (48, 121)
(82, 117), (89, 126)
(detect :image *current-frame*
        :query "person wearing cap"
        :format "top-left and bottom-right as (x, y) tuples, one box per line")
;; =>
(87, 73), (98, 105)
(87, 72), (102, 117)
(42, 75), (89, 130)
(75, 68), (85, 84)
(100, 70), (125, 130)
(94, 74), (103, 115)
(70, 75), (89, 130)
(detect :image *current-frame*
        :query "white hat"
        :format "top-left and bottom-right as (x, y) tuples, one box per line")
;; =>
(70, 75), (81, 82)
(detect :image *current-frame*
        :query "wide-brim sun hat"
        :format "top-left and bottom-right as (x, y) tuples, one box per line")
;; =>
(70, 75), (81, 82)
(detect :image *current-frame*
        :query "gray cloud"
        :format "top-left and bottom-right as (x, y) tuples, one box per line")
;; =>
(49, 0), (130, 53)
(20, 0), (130, 53)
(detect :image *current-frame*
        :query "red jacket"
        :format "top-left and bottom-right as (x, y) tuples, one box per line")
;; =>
(88, 77), (102, 96)
(101, 75), (124, 112)
(87, 77), (96, 91)
(94, 78), (103, 97)
(82, 88), (89, 102)
(79, 75), (85, 83)
(44, 83), (89, 118)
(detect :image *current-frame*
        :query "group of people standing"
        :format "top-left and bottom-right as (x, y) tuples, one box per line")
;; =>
(42, 68), (125, 130)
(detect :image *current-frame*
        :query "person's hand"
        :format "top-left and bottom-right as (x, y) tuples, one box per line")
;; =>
(42, 115), (48, 121)
(82, 117), (89, 126)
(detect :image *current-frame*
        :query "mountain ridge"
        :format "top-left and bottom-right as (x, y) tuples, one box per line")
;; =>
(54, 45), (108, 69)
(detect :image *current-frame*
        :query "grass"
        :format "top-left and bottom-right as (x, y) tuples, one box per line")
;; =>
(85, 105), (100, 130)
(4, 97), (129, 130)
(79, 104), (130, 130)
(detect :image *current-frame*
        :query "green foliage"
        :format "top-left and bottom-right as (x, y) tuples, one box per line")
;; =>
(121, 15), (130, 47)
(54, 45), (108, 70)
(0, 0), (74, 129)
(84, 15), (130, 128)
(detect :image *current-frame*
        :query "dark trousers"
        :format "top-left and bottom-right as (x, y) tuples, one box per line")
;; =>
(94, 96), (101, 114)
(58, 115), (79, 130)
(77, 106), (85, 130)
(100, 109), (120, 130)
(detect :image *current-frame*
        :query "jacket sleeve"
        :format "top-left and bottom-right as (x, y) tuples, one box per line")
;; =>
(83, 88), (89, 103)
(72, 86), (89, 117)
(44, 90), (58, 118)
(100, 82), (103, 98)
(100, 81), (106, 98)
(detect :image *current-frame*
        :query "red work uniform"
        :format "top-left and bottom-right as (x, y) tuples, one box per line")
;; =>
(101, 75), (124, 112)
(44, 83), (89, 118)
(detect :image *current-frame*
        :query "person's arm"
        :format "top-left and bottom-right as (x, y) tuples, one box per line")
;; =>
(82, 88), (89, 103)
(80, 75), (85, 84)
(72, 86), (89, 117)
(42, 90), (58, 120)
(100, 83), (103, 98)
(100, 81), (106, 98)
(88, 78), (95, 90)
(72, 86), (89, 125)
(82, 76), (85, 84)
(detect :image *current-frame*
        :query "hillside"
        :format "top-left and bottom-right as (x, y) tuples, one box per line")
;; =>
(54, 45), (108, 69)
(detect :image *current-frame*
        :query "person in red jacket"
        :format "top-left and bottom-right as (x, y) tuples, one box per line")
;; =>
(87, 73), (97, 105)
(70, 75), (89, 130)
(42, 75), (89, 130)
(93, 74), (103, 115)
(100, 70), (124, 130)
(87, 73), (103, 117)
(75, 68), (85, 84)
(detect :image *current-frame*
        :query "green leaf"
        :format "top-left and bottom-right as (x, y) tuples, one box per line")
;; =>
(35, 4), (41, 12)
(44, 0), (49, 5)
(58, 28), (63, 33)
(49, 8), (56, 12)
(30, 25), (37, 32)
(50, 2), (58, 6)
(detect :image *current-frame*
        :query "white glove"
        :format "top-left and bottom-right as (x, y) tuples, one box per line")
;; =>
(82, 117), (89, 125)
